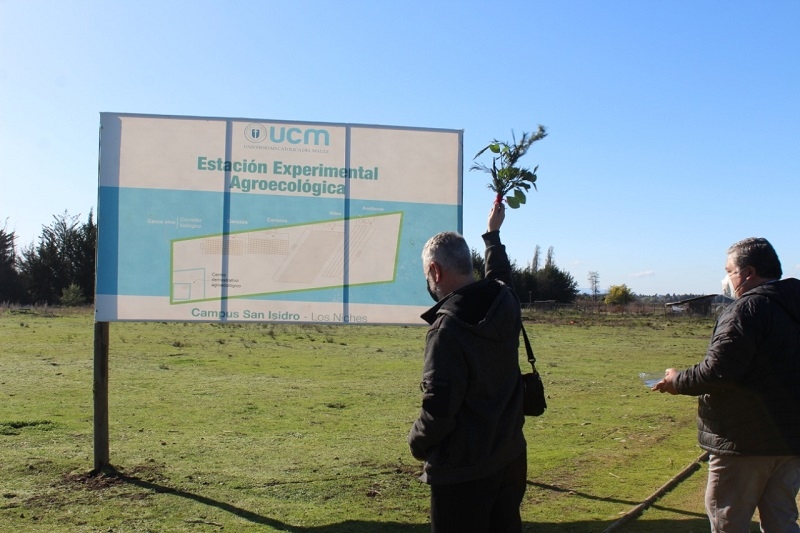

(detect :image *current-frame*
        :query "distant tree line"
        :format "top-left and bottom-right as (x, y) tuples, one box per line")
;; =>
(473, 244), (580, 304)
(2, 211), (584, 307)
(1, 211), (96, 306)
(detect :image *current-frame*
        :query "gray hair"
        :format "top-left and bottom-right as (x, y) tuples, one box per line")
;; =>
(422, 232), (473, 276)
(728, 237), (782, 279)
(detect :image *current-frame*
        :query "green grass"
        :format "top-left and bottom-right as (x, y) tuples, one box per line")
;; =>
(0, 307), (752, 532)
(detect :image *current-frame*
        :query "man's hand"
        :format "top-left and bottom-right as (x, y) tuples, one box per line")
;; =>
(652, 368), (680, 394)
(487, 201), (505, 232)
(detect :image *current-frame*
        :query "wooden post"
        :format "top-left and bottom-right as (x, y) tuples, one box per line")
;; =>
(601, 451), (709, 532)
(93, 321), (110, 472)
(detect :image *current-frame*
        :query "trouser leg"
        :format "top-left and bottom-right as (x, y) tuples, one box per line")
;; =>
(430, 451), (527, 533)
(430, 477), (492, 533)
(705, 454), (762, 533)
(756, 456), (800, 533)
(489, 450), (527, 533)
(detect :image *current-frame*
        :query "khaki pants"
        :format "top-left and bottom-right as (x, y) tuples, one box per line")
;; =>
(706, 454), (800, 533)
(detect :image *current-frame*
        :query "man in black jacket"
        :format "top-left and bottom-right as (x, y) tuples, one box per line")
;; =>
(654, 237), (800, 533)
(408, 202), (527, 532)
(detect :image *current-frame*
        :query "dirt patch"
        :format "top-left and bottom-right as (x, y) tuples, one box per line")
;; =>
(61, 470), (125, 490)
(46, 461), (171, 502)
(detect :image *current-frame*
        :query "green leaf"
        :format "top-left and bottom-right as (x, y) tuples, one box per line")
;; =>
(514, 189), (527, 205)
(489, 143), (501, 154)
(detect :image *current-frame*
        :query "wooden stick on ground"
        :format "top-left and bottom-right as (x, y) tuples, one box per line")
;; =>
(602, 451), (710, 533)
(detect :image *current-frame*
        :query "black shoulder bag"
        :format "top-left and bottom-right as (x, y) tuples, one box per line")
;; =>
(521, 324), (547, 416)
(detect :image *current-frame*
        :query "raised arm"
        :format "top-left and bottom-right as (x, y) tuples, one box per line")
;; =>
(483, 202), (513, 286)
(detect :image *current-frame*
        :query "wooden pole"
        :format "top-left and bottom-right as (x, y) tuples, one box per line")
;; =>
(602, 451), (710, 532)
(93, 321), (110, 472)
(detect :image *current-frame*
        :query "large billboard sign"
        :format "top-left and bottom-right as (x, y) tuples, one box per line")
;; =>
(95, 113), (463, 324)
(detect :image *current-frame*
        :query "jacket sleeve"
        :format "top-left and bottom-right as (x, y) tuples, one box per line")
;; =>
(675, 297), (762, 395)
(408, 324), (468, 459)
(482, 230), (513, 287)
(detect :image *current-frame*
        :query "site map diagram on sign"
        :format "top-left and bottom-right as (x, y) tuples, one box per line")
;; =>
(171, 212), (403, 302)
(95, 113), (463, 324)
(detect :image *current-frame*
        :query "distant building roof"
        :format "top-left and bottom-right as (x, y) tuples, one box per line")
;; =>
(665, 294), (730, 316)
(664, 295), (718, 307)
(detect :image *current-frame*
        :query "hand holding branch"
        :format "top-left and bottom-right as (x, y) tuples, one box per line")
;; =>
(487, 201), (505, 233)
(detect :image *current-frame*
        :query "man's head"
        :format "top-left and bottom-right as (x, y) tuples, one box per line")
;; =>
(723, 237), (782, 298)
(422, 231), (473, 301)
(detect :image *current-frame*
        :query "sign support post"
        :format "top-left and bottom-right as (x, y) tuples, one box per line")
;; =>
(93, 321), (110, 472)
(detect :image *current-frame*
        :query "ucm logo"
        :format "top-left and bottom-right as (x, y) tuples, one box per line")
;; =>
(244, 123), (267, 143)
(244, 123), (330, 146)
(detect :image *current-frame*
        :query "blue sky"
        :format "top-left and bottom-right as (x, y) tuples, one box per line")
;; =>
(1, 1), (798, 295)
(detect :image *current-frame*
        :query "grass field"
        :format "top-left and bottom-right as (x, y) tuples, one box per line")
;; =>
(0, 306), (753, 532)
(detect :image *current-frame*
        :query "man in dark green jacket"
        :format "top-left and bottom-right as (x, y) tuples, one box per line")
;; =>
(654, 237), (800, 533)
(409, 202), (527, 532)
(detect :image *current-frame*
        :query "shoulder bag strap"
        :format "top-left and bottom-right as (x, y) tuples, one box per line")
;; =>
(521, 324), (537, 373)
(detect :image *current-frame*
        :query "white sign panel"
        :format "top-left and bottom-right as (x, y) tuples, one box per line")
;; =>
(96, 113), (463, 324)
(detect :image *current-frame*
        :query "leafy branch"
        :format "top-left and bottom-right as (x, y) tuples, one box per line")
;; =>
(470, 125), (547, 208)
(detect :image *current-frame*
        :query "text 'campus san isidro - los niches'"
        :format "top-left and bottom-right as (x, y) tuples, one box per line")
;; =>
(196, 156), (380, 197)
